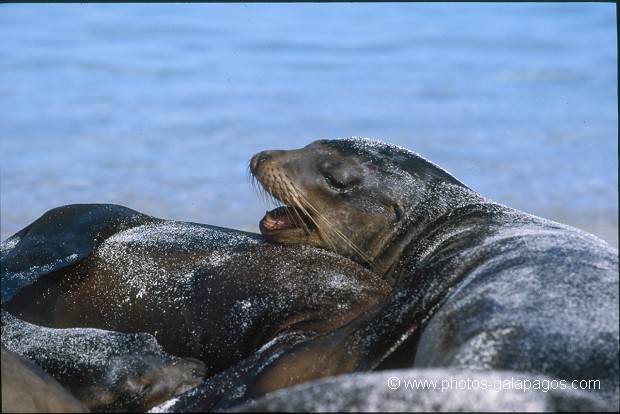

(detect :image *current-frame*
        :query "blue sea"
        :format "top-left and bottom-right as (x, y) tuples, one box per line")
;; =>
(0, 3), (617, 246)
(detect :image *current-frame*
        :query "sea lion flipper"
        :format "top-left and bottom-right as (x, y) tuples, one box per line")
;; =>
(154, 330), (334, 412)
(1, 203), (156, 302)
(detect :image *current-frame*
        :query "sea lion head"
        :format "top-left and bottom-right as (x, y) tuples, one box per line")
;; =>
(250, 137), (469, 275)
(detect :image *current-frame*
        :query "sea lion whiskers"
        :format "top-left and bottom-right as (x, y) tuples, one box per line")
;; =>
(254, 173), (332, 243)
(266, 176), (319, 238)
(281, 179), (375, 267)
(249, 169), (276, 208)
(248, 166), (288, 219)
(254, 174), (314, 236)
(282, 186), (343, 254)
(301, 201), (375, 269)
(258, 173), (374, 268)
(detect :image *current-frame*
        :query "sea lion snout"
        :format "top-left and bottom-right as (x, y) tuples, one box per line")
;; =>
(250, 150), (276, 174)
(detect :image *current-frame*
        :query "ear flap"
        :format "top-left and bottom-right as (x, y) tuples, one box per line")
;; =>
(390, 203), (405, 222)
(377, 191), (405, 222)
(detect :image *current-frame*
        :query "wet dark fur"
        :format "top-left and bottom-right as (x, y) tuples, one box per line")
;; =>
(246, 138), (619, 410)
(1, 203), (389, 411)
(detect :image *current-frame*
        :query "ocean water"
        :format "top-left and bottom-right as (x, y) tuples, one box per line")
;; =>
(0, 3), (617, 247)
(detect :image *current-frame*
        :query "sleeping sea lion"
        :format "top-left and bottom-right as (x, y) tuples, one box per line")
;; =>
(1, 315), (205, 412)
(241, 137), (618, 409)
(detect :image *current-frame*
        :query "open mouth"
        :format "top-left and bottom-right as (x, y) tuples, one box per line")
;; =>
(259, 206), (316, 236)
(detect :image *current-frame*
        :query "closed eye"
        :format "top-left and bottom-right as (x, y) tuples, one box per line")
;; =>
(324, 173), (347, 190)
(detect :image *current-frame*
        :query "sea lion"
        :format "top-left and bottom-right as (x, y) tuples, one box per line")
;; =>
(1, 322), (204, 413)
(2, 311), (206, 413)
(244, 137), (619, 409)
(1, 203), (390, 411)
(1, 204), (208, 412)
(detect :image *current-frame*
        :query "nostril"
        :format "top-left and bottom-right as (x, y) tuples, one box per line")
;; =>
(250, 151), (273, 173)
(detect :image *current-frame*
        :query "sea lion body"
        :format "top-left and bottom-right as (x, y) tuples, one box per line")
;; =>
(2, 346), (89, 413)
(247, 138), (619, 409)
(1, 203), (390, 410)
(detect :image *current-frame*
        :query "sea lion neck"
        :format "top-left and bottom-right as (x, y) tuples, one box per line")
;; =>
(374, 181), (487, 286)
